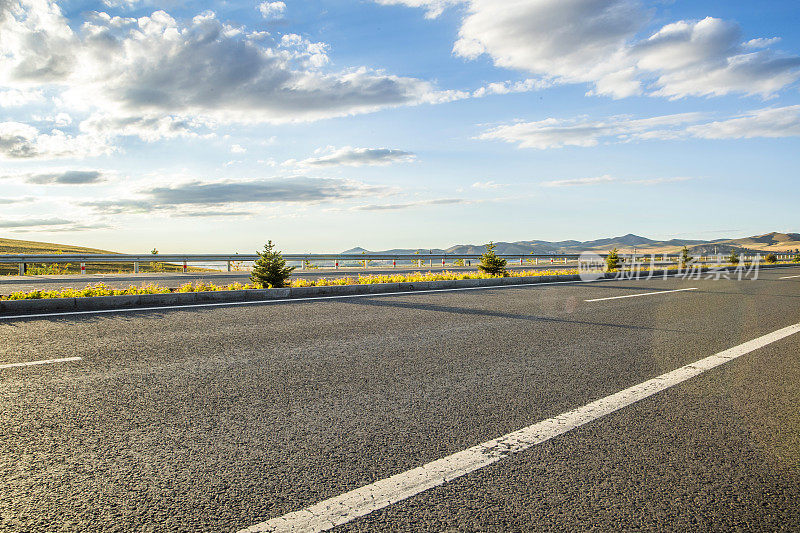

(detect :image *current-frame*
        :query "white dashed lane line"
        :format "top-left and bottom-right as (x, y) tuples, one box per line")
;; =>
(0, 356), (82, 370)
(584, 287), (698, 302)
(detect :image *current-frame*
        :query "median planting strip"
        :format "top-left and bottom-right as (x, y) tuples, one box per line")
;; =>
(0, 264), (794, 318)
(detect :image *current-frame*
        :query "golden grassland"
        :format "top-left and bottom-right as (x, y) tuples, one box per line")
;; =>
(0, 237), (211, 275)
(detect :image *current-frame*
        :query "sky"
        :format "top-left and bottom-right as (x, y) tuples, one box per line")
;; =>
(1, 0), (799, 253)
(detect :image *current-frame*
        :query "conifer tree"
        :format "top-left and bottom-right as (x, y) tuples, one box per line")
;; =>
(605, 248), (620, 271)
(250, 240), (295, 288)
(478, 241), (507, 276)
(727, 250), (739, 264)
(680, 245), (693, 267)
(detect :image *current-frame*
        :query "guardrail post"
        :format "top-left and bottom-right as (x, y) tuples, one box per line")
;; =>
(133, 262), (139, 274)
(393, 259), (396, 268)
(19, 263), (25, 275)
(81, 263), (86, 275)
(442, 258), (445, 267)
(335, 261), (339, 269)
(227, 260), (231, 272)
(183, 261), (187, 273)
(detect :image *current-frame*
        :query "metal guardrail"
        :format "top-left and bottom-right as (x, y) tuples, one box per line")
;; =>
(1, 252), (791, 276)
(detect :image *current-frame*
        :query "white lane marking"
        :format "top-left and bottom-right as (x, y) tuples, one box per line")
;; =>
(0, 356), (82, 370)
(779, 274), (800, 280)
(584, 287), (698, 302)
(240, 322), (800, 533)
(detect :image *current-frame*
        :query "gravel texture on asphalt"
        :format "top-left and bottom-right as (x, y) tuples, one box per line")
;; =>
(1, 266), (799, 531)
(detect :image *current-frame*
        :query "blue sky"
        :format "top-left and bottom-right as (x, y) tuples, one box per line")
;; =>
(1, 0), (799, 253)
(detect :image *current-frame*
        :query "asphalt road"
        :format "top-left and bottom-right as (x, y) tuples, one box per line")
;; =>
(1, 266), (799, 531)
(0, 263), (576, 294)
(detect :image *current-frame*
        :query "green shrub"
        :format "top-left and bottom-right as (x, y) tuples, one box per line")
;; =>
(478, 241), (507, 276)
(680, 245), (693, 267)
(727, 250), (739, 264)
(250, 240), (295, 288)
(793, 254), (800, 263)
(605, 248), (620, 271)
(764, 252), (777, 264)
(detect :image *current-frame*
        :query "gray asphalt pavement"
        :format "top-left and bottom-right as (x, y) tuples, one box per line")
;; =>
(1, 266), (799, 531)
(0, 263), (576, 294)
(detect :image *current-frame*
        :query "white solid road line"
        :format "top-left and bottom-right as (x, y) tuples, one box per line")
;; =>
(779, 274), (800, 280)
(584, 287), (698, 302)
(240, 322), (800, 533)
(0, 356), (82, 370)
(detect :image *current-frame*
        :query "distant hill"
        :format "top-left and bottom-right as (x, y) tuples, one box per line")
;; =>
(0, 237), (114, 254)
(0, 237), (212, 276)
(344, 231), (800, 256)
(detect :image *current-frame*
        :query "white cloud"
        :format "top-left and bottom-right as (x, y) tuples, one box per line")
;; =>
(472, 78), (552, 98)
(686, 105), (800, 139)
(0, 121), (110, 159)
(383, 0), (800, 99)
(471, 180), (504, 189)
(0, 169), (108, 184)
(258, 1), (286, 20)
(353, 198), (468, 211)
(375, 0), (464, 19)
(0, 88), (44, 107)
(0, 1), (466, 145)
(541, 175), (691, 187)
(479, 106), (800, 149)
(285, 146), (417, 167)
(81, 176), (393, 214)
(230, 144), (247, 154)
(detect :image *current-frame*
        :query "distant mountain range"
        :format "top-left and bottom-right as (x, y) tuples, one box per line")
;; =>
(343, 232), (800, 255)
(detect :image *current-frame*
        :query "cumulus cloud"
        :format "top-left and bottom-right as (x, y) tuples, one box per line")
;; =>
(0, 121), (110, 159)
(353, 198), (468, 211)
(541, 175), (691, 187)
(0, 1), (464, 146)
(81, 176), (391, 214)
(286, 146), (416, 167)
(258, 1), (286, 20)
(479, 105), (800, 149)
(382, 0), (800, 99)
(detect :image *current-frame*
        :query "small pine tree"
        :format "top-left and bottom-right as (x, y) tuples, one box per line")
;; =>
(680, 245), (693, 267)
(727, 250), (739, 264)
(793, 253), (800, 263)
(765, 252), (777, 264)
(250, 240), (295, 288)
(605, 248), (620, 271)
(478, 241), (507, 276)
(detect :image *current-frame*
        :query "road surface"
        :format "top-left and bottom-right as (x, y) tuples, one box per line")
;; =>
(1, 266), (799, 530)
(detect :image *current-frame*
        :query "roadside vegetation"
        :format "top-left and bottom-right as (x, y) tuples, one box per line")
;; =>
(606, 248), (621, 271)
(478, 242), (508, 276)
(1, 269), (579, 301)
(250, 240), (295, 288)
